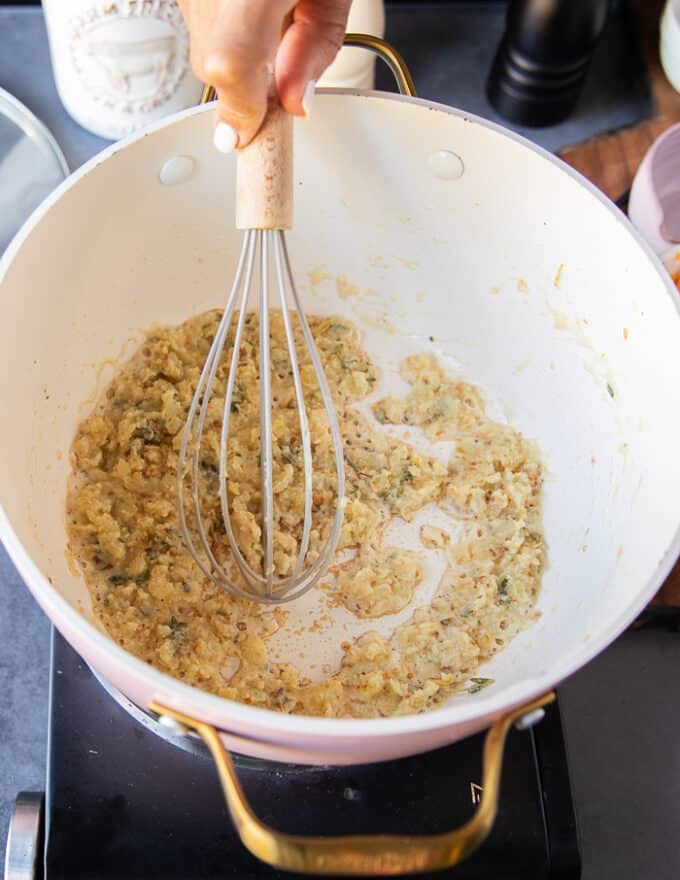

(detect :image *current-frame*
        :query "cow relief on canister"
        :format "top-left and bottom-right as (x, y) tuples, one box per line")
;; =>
(42, 0), (203, 139)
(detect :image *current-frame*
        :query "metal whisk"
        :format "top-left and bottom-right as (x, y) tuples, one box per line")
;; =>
(177, 100), (345, 604)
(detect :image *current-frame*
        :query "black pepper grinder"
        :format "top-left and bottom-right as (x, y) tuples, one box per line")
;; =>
(486, 0), (612, 127)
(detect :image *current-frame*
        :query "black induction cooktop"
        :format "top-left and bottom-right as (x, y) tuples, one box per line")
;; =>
(38, 632), (580, 879)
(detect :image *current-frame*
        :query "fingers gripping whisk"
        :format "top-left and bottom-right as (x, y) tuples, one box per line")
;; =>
(177, 229), (345, 604)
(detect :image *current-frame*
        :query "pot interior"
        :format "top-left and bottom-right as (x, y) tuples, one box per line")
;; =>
(1, 94), (679, 715)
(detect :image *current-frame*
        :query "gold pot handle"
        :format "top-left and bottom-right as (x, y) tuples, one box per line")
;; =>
(342, 33), (417, 97)
(150, 691), (554, 876)
(200, 33), (416, 105)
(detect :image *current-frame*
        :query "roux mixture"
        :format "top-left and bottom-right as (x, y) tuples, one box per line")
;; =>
(67, 310), (544, 718)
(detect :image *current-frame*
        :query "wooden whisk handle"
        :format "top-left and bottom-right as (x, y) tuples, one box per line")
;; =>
(236, 102), (293, 231)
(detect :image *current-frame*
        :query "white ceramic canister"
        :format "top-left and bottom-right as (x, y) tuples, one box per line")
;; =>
(319, 0), (386, 89)
(661, 0), (680, 94)
(43, 0), (203, 140)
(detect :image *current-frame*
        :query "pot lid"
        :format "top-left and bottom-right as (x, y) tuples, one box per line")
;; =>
(0, 86), (68, 254)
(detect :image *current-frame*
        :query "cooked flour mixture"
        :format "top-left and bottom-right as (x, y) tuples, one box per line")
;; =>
(67, 310), (544, 718)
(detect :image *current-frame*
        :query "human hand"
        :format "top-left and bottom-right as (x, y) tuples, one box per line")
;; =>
(177, 0), (353, 151)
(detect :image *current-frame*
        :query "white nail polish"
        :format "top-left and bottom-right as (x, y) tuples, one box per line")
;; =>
(213, 122), (238, 154)
(302, 80), (317, 118)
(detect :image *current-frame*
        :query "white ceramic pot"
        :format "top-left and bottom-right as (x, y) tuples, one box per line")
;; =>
(42, 0), (203, 139)
(1, 92), (679, 770)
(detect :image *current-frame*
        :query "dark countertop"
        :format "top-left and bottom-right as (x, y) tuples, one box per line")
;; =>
(1, 5), (678, 879)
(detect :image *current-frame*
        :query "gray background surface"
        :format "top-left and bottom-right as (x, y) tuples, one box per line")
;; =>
(1, 4), (679, 878)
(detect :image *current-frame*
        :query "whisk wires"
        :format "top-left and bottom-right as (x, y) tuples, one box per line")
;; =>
(177, 230), (345, 603)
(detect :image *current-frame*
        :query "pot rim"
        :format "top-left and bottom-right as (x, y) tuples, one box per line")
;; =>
(2, 90), (679, 742)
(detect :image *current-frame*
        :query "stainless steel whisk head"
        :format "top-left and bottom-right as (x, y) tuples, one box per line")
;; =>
(177, 105), (345, 604)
